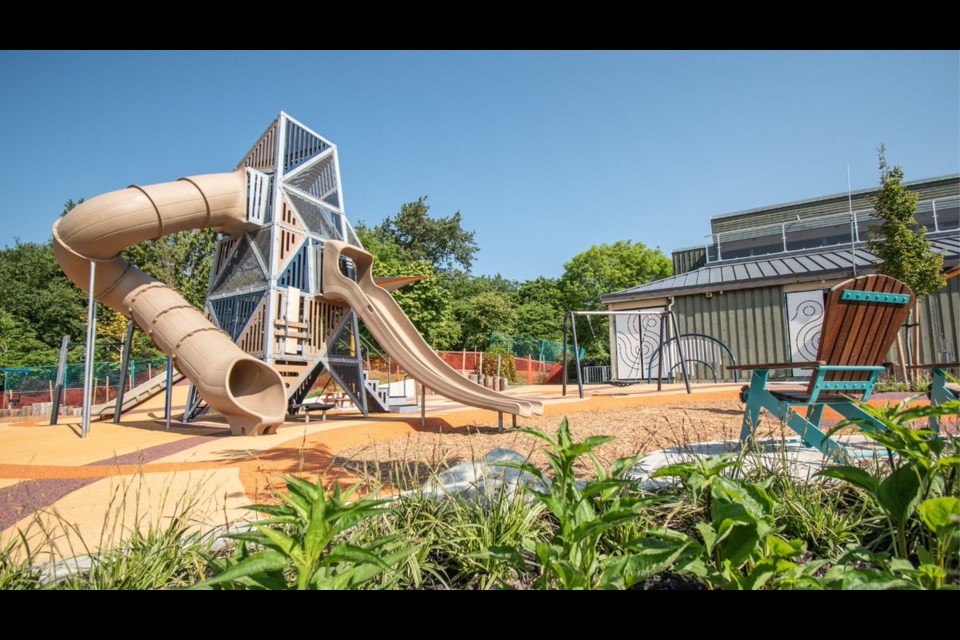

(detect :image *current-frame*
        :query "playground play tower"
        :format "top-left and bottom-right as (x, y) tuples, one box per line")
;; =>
(201, 113), (374, 420)
(53, 113), (542, 436)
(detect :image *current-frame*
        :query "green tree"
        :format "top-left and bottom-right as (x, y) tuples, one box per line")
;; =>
(559, 240), (672, 312)
(373, 197), (479, 272)
(0, 240), (88, 350)
(559, 241), (672, 357)
(122, 229), (218, 309)
(519, 276), (563, 308)
(457, 291), (517, 350)
(357, 225), (460, 349)
(866, 146), (946, 297)
(0, 309), (57, 367)
(515, 302), (563, 343)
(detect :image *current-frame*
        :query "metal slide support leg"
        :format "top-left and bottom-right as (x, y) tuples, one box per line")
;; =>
(498, 412), (503, 434)
(113, 320), (134, 424)
(164, 357), (173, 431)
(81, 263), (97, 439)
(50, 335), (70, 425)
(512, 414), (517, 429)
(671, 311), (691, 394)
(571, 312), (584, 399)
(420, 383), (426, 428)
(562, 313), (568, 397)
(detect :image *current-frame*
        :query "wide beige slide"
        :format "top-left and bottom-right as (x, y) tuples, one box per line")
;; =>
(322, 240), (544, 418)
(53, 170), (286, 435)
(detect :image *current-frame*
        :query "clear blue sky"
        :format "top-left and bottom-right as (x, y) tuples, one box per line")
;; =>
(1, 51), (957, 280)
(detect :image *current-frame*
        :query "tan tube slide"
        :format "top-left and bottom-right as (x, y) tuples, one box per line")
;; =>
(52, 170), (286, 436)
(322, 240), (544, 418)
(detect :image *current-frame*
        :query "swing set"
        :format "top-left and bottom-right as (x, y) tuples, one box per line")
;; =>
(561, 309), (692, 398)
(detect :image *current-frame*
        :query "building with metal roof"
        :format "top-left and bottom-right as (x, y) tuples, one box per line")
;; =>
(601, 175), (960, 381)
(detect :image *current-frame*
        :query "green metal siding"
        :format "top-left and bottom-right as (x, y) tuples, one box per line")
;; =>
(672, 247), (707, 275)
(670, 279), (959, 381)
(712, 177), (960, 234)
(920, 276), (960, 362)
(674, 285), (788, 381)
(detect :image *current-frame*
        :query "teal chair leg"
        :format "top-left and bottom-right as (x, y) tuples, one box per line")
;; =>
(928, 368), (956, 434)
(776, 402), (848, 463)
(807, 404), (824, 427)
(740, 370), (767, 443)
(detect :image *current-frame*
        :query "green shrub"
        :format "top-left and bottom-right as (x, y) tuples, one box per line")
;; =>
(477, 345), (521, 384)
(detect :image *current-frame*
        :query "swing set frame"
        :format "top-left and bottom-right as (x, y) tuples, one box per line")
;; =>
(561, 310), (692, 398)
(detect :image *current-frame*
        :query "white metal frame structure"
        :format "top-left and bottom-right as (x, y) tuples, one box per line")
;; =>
(188, 113), (378, 419)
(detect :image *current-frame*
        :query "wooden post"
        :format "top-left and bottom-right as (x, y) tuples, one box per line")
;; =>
(48, 380), (54, 402)
(896, 333), (908, 382)
(912, 304), (922, 386)
(462, 349), (466, 373)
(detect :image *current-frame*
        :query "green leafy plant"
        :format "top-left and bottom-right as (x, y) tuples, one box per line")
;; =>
(197, 477), (416, 590)
(818, 400), (959, 562)
(478, 344), (521, 383)
(641, 456), (823, 590)
(486, 418), (688, 590)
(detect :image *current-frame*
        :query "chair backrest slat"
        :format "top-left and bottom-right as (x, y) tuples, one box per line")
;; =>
(808, 275), (914, 393)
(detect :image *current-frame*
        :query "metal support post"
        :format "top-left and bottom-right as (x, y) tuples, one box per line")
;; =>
(571, 311), (584, 399)
(670, 311), (692, 394)
(562, 312), (568, 396)
(420, 382), (426, 428)
(113, 321), (134, 424)
(50, 335), (70, 425)
(81, 263), (97, 438)
(164, 357), (173, 431)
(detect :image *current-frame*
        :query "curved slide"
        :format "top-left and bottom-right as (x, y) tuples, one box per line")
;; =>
(322, 240), (544, 418)
(53, 170), (286, 436)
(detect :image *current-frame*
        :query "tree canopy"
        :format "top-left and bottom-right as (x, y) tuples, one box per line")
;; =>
(368, 197), (478, 272)
(866, 146), (946, 297)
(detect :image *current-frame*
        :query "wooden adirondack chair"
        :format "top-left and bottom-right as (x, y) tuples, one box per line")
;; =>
(729, 274), (914, 462)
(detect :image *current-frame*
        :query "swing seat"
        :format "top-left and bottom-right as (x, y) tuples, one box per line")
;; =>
(729, 275), (914, 463)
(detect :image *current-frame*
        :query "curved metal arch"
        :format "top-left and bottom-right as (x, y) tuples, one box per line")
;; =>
(646, 333), (739, 384)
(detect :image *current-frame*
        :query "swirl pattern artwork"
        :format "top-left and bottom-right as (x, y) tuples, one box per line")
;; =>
(786, 290), (825, 376)
(613, 308), (664, 380)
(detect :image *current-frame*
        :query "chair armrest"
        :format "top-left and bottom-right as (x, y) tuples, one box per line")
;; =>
(727, 361), (824, 372)
(905, 362), (960, 370)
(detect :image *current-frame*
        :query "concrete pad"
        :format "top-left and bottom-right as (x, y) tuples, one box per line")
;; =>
(626, 435), (885, 486)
